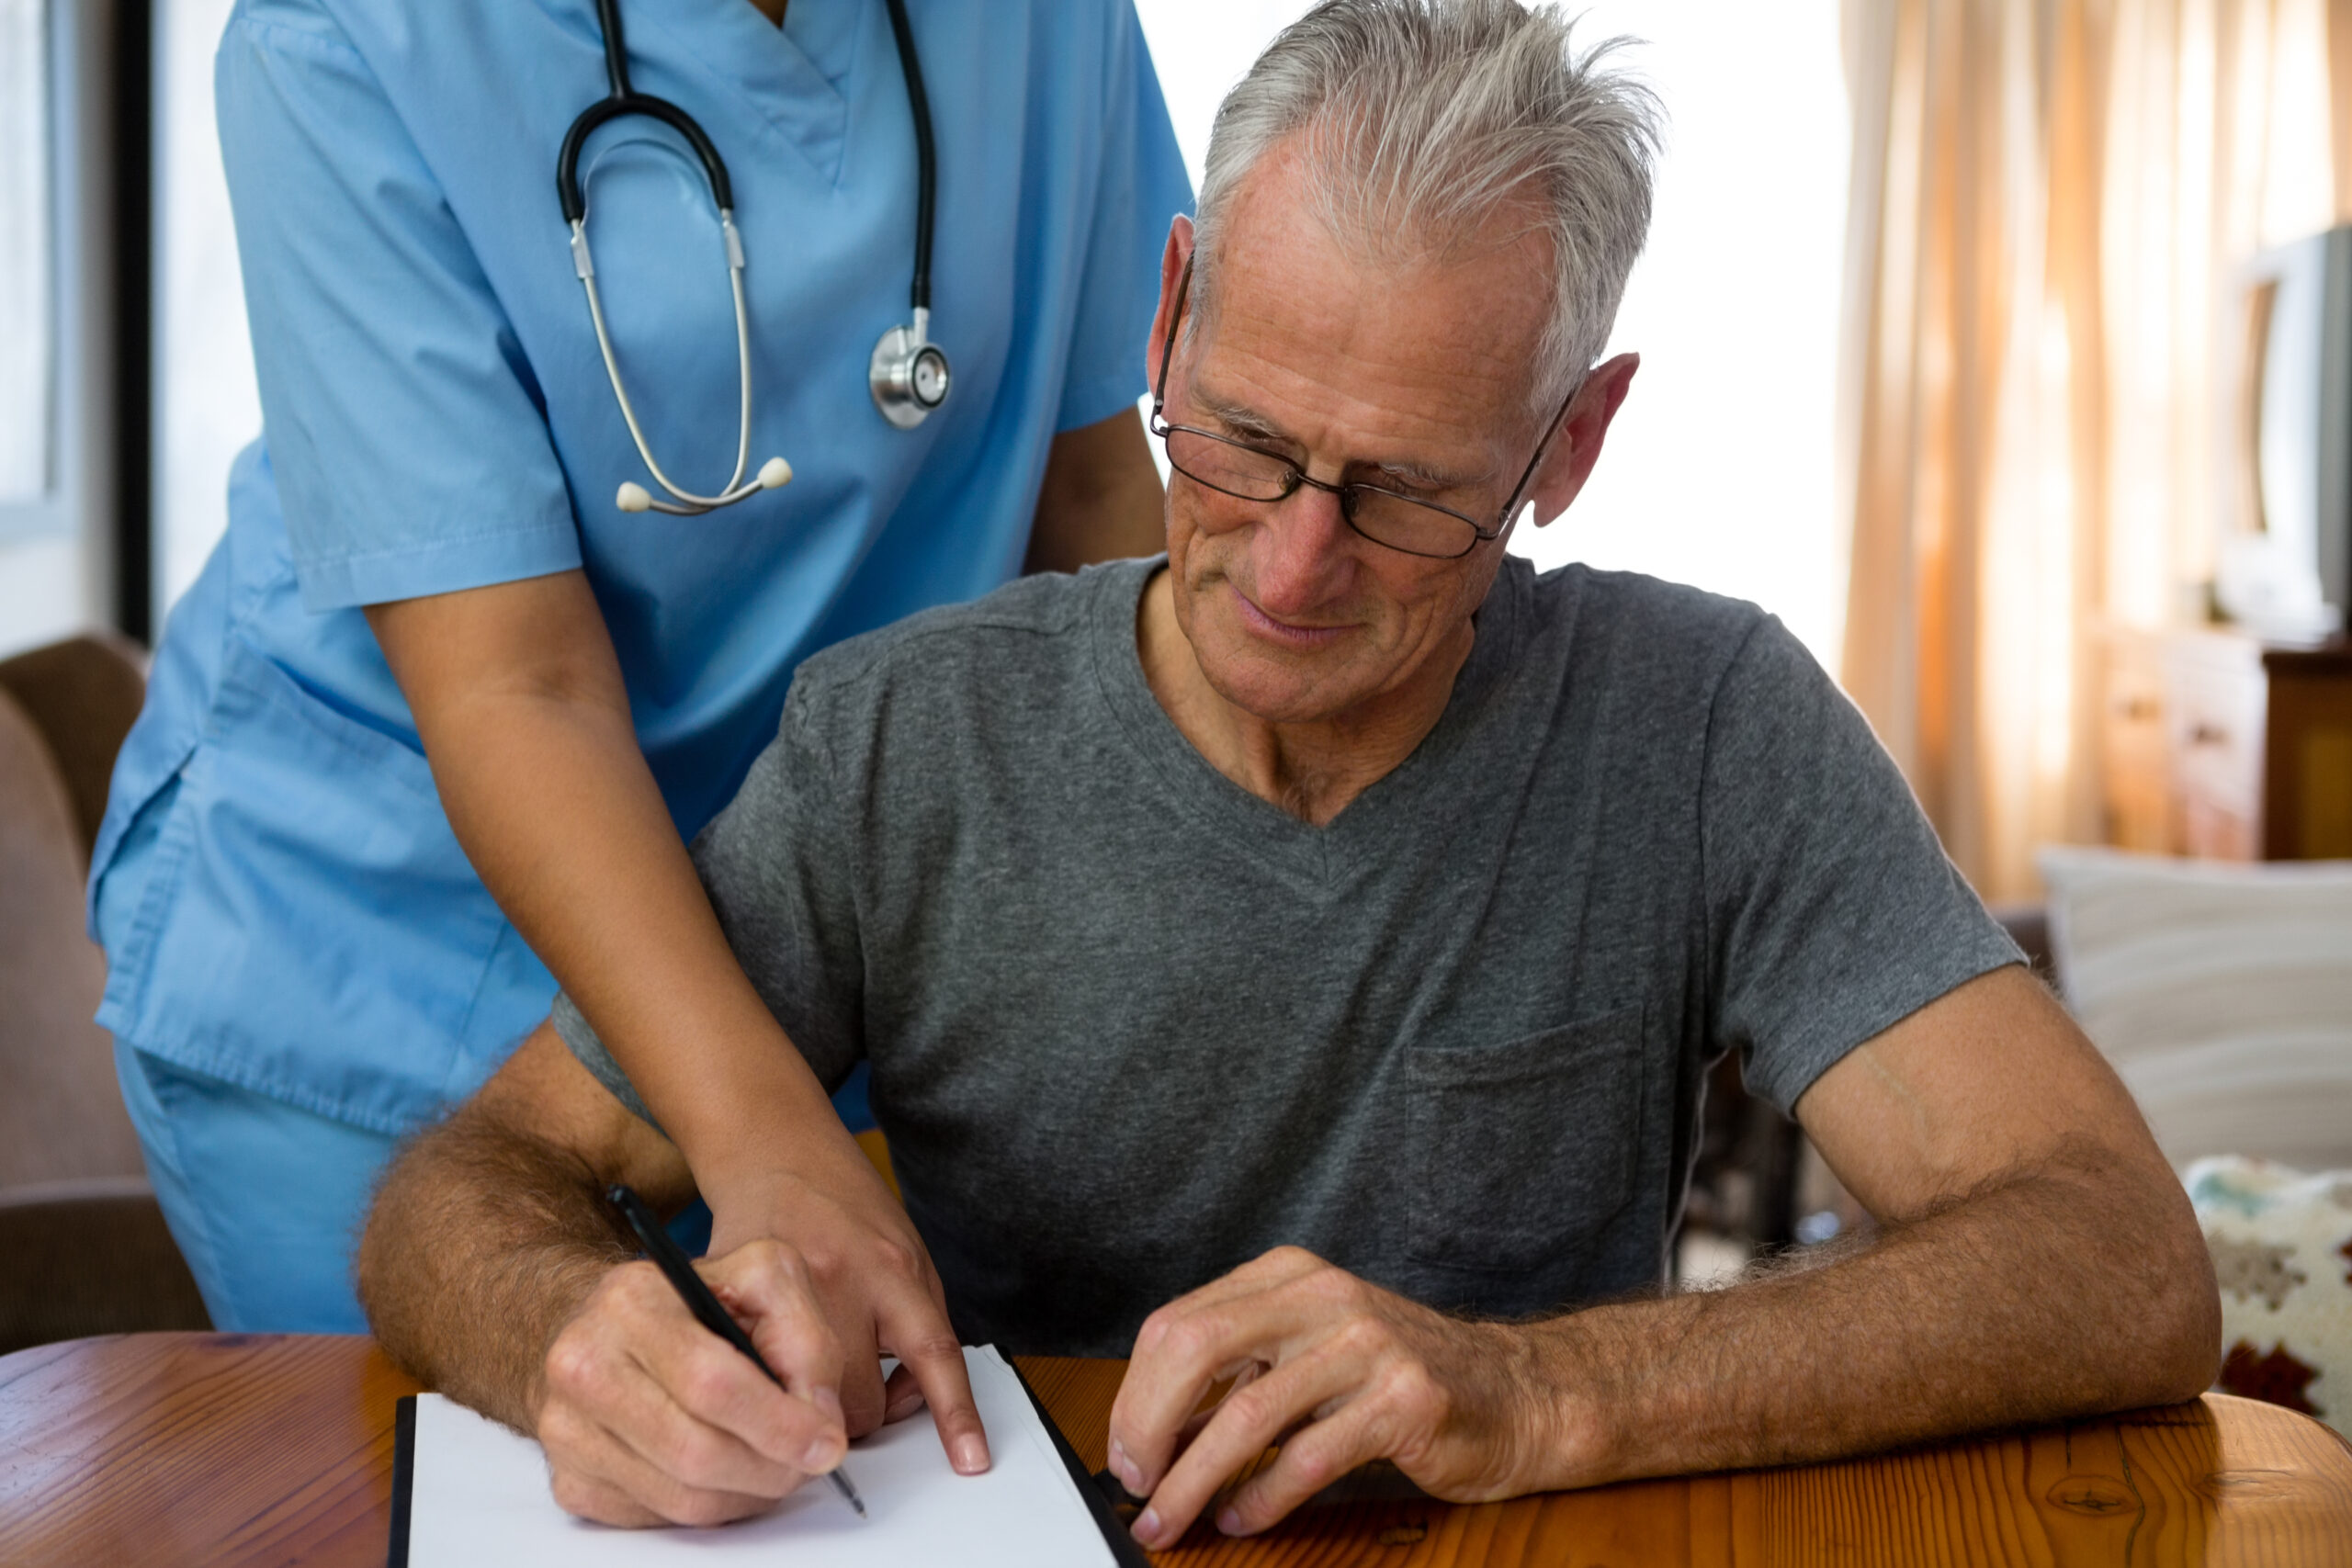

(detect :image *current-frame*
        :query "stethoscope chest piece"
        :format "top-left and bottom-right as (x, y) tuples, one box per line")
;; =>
(870, 309), (951, 430)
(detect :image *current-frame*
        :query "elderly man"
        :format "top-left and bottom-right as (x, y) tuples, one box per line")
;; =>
(358, 0), (2219, 1550)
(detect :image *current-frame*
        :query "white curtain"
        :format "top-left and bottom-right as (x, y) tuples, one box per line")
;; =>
(1838, 0), (2341, 901)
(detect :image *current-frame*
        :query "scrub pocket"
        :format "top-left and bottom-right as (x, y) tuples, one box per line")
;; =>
(1402, 1005), (1645, 1273)
(117, 636), (513, 1134)
(92, 773), (183, 958)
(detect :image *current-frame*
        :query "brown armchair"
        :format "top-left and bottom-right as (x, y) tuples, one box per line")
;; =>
(0, 638), (209, 1353)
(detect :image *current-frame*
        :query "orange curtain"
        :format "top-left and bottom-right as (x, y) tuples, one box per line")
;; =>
(1837, 0), (2342, 900)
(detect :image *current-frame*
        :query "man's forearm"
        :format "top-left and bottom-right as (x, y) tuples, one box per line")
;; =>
(358, 1111), (628, 1433)
(1525, 1145), (2221, 1488)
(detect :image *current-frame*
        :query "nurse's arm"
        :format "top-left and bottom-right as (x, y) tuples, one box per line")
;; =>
(359, 1022), (852, 1527)
(365, 572), (989, 1465)
(1024, 404), (1167, 573)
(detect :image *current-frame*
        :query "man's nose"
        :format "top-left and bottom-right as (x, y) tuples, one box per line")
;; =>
(1250, 479), (1354, 615)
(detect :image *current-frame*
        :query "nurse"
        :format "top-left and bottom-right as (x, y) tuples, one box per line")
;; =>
(90, 0), (1191, 1333)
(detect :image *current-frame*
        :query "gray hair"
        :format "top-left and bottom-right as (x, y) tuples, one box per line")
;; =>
(1193, 0), (1662, 419)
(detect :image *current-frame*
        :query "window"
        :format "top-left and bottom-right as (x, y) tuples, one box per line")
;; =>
(156, 0), (258, 615)
(0, 0), (53, 511)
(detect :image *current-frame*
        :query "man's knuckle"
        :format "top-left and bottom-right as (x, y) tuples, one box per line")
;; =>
(675, 1427), (736, 1483)
(671, 1369), (726, 1420)
(1285, 1441), (1338, 1490)
(672, 1495), (730, 1529)
(1162, 1311), (1225, 1361)
(1224, 1383), (1279, 1434)
(544, 1335), (605, 1399)
(537, 1403), (588, 1455)
(613, 1259), (668, 1305)
(1301, 1264), (1365, 1308)
(1380, 1360), (1447, 1424)
(548, 1468), (599, 1517)
(657, 1480), (733, 1529)
(1331, 1314), (1390, 1359)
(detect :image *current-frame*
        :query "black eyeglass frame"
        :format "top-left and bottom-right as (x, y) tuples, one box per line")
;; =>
(1148, 256), (1580, 560)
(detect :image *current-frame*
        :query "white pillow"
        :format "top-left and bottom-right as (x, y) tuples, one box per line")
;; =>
(2037, 846), (2352, 1172)
(2186, 1156), (2352, 1436)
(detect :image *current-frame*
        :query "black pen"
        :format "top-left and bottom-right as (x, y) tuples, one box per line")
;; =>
(605, 1183), (865, 1518)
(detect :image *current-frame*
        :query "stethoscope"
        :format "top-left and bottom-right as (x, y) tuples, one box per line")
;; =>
(558, 0), (949, 516)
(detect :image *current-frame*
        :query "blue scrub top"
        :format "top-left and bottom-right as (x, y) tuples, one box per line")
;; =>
(92, 0), (1192, 1134)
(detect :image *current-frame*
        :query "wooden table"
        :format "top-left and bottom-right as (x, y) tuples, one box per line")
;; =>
(3, 1335), (2349, 1565)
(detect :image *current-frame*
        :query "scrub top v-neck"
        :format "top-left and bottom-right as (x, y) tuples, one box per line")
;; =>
(91, 0), (1193, 1134)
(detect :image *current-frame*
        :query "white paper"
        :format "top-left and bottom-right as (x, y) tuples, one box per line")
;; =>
(406, 1345), (1114, 1566)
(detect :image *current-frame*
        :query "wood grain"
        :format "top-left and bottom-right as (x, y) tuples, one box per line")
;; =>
(0, 1334), (422, 1568)
(2, 1335), (2347, 1566)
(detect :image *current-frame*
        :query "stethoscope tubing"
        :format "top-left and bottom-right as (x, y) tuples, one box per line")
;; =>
(558, 0), (945, 514)
(571, 210), (759, 513)
(881, 0), (936, 317)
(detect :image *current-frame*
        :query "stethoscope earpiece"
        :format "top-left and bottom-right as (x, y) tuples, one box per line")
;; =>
(869, 309), (952, 430)
(564, 0), (941, 514)
(616, 456), (788, 516)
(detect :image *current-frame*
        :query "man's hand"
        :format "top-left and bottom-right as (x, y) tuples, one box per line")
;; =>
(358, 1026), (992, 1526)
(368, 574), (997, 1484)
(537, 1243), (855, 1527)
(701, 1150), (993, 1479)
(1103, 1247), (1555, 1550)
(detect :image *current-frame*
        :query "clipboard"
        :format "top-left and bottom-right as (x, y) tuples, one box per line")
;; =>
(385, 1367), (1148, 1568)
(1006, 1360), (1154, 1568)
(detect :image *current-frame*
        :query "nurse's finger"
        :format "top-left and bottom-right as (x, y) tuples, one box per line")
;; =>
(696, 1242), (852, 1461)
(874, 1279), (990, 1474)
(883, 1361), (928, 1423)
(832, 1321), (889, 1440)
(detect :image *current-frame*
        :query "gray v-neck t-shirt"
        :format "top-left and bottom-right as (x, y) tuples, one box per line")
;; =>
(554, 557), (2018, 1354)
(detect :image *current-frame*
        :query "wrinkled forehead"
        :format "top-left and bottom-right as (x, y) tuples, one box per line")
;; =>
(1192, 148), (1555, 457)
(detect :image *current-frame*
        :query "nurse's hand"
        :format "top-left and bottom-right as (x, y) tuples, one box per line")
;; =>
(369, 574), (991, 1483)
(702, 1147), (993, 1478)
(536, 1242), (853, 1527)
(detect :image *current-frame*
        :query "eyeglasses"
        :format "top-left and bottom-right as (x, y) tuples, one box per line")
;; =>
(1148, 256), (1577, 561)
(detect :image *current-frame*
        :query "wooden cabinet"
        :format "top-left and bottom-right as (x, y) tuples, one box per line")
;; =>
(2100, 629), (2352, 860)
(2265, 641), (2352, 857)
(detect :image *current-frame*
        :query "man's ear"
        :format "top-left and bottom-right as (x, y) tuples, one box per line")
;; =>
(1146, 216), (1196, 394)
(1526, 352), (1639, 526)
